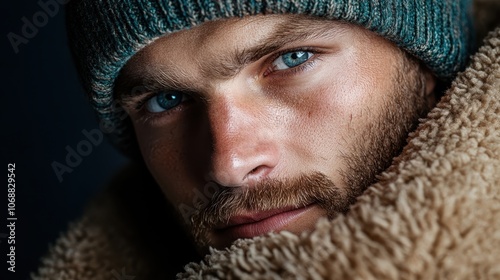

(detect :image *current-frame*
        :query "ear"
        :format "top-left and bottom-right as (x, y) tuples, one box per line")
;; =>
(423, 70), (437, 107)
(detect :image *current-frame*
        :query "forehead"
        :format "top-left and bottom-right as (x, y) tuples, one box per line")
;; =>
(114, 13), (396, 101)
(121, 14), (354, 74)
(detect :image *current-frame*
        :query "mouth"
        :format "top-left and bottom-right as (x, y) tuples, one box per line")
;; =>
(214, 203), (319, 241)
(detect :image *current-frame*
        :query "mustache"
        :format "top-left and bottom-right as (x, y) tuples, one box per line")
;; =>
(190, 172), (353, 232)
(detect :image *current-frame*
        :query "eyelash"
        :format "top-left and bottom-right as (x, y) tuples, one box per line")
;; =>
(133, 47), (322, 123)
(133, 90), (192, 124)
(134, 91), (156, 111)
(263, 47), (321, 78)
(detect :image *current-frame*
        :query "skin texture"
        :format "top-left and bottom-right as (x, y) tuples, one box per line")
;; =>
(115, 14), (436, 254)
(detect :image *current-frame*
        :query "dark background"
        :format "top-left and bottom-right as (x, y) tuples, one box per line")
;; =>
(1, 1), (129, 279)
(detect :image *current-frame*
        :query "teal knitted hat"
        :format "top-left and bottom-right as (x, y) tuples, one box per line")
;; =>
(66, 0), (475, 156)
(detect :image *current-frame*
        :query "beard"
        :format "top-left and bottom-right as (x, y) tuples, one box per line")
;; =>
(186, 51), (435, 252)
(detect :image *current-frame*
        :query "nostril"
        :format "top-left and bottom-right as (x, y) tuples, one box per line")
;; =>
(244, 165), (272, 182)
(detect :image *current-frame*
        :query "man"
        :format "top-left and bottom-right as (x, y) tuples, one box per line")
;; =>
(34, 0), (500, 279)
(115, 13), (441, 251)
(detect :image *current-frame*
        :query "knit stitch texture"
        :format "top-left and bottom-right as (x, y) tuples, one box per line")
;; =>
(31, 22), (500, 279)
(66, 0), (475, 156)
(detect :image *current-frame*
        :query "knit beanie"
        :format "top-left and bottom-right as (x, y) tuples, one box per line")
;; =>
(65, 0), (475, 157)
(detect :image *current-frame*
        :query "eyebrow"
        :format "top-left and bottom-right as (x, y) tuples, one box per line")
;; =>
(115, 16), (346, 104)
(230, 16), (346, 69)
(207, 18), (343, 79)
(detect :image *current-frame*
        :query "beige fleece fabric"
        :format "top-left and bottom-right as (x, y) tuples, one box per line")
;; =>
(178, 25), (500, 279)
(32, 2), (500, 279)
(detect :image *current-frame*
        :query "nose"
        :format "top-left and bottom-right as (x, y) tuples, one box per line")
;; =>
(206, 92), (280, 188)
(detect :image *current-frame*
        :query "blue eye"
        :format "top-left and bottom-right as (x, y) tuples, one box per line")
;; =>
(145, 91), (184, 113)
(272, 51), (313, 70)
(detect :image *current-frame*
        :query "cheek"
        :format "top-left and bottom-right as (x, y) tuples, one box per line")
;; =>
(281, 52), (396, 173)
(134, 124), (194, 205)
(317, 50), (396, 128)
(286, 62), (373, 146)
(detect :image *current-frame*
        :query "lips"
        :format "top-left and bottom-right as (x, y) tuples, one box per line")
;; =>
(214, 204), (317, 241)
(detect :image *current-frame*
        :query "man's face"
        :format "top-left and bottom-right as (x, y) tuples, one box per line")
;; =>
(116, 14), (436, 253)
